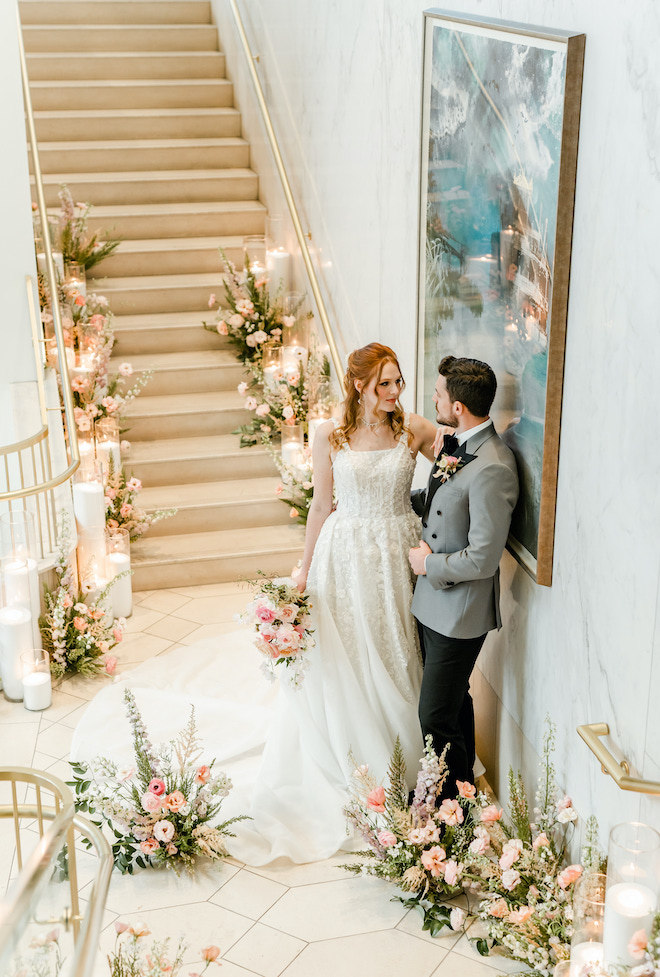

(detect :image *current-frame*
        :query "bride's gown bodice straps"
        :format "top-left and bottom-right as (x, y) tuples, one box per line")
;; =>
(331, 422), (416, 520)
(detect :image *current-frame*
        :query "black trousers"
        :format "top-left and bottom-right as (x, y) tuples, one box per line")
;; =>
(417, 622), (486, 800)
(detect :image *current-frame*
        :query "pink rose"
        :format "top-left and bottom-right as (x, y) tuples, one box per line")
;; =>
(255, 403), (270, 418)
(104, 655), (117, 675)
(202, 947), (221, 963)
(148, 779), (166, 796)
(245, 397), (258, 411)
(481, 804), (503, 824)
(164, 791), (186, 813)
(533, 832), (550, 849)
(557, 864), (583, 890)
(141, 792), (162, 813)
(106, 488), (117, 500)
(120, 503), (133, 517)
(502, 868), (521, 891)
(113, 628), (123, 643)
(488, 898), (509, 918)
(438, 798), (464, 826)
(289, 507), (298, 518)
(140, 838), (160, 854)
(420, 845), (446, 878)
(366, 786), (386, 812)
(273, 622), (301, 652)
(166, 842), (178, 855)
(499, 839), (523, 870)
(629, 929), (649, 960)
(153, 820), (175, 843)
(508, 906), (534, 925)
(217, 320), (228, 335)
(73, 616), (86, 631)
(278, 603), (298, 623)
(377, 830), (398, 847)
(443, 859), (461, 887)
(255, 603), (276, 624)
(118, 362), (133, 377)
(457, 780), (476, 799)
(195, 765), (211, 784)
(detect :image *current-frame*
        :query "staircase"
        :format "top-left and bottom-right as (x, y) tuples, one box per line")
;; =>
(21, 0), (305, 589)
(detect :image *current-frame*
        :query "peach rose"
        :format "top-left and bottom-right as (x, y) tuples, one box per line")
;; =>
(73, 616), (87, 631)
(481, 804), (503, 824)
(444, 859), (461, 886)
(457, 780), (476, 799)
(166, 843), (178, 855)
(469, 825), (490, 855)
(366, 786), (386, 812)
(195, 765), (211, 784)
(421, 845), (447, 878)
(499, 839), (523, 871)
(140, 838), (160, 854)
(164, 791), (186, 813)
(278, 603), (298, 623)
(557, 864), (583, 890)
(488, 898), (509, 918)
(217, 321), (228, 335)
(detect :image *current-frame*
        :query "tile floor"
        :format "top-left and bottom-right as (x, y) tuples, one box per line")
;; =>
(0, 582), (524, 977)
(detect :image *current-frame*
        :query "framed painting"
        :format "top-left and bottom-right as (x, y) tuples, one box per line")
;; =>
(416, 9), (585, 585)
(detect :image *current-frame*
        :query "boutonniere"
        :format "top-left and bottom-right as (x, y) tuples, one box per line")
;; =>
(432, 454), (466, 482)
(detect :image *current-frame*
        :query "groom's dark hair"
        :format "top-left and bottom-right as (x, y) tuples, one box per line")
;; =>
(438, 356), (497, 418)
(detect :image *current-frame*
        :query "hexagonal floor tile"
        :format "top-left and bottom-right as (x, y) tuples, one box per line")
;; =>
(247, 852), (354, 887)
(210, 867), (288, 920)
(260, 875), (408, 942)
(223, 922), (306, 977)
(281, 929), (446, 977)
(97, 857), (241, 915)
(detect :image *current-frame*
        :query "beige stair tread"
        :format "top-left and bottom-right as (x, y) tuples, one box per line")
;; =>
(19, 1), (214, 26)
(109, 234), (242, 255)
(79, 199), (264, 221)
(117, 349), (238, 372)
(131, 524), (304, 566)
(37, 168), (253, 188)
(127, 435), (264, 464)
(26, 50), (223, 60)
(34, 107), (240, 122)
(90, 272), (222, 290)
(113, 309), (214, 328)
(34, 136), (246, 152)
(139, 477), (281, 509)
(125, 389), (243, 417)
(28, 79), (230, 91)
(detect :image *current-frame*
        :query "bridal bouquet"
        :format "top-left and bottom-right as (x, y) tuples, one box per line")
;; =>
(242, 575), (314, 687)
(68, 689), (247, 874)
(342, 736), (482, 936)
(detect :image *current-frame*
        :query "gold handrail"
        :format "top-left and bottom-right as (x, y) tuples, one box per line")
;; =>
(577, 723), (660, 795)
(226, 0), (345, 385)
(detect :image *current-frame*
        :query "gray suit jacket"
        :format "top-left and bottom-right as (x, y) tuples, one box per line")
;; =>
(411, 421), (519, 640)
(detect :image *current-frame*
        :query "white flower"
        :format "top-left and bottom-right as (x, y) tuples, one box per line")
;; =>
(450, 907), (466, 931)
(502, 868), (521, 891)
(118, 362), (133, 377)
(237, 382), (248, 396)
(251, 330), (267, 344)
(117, 766), (135, 782)
(557, 806), (578, 823)
(229, 313), (244, 328)
(282, 405), (294, 420)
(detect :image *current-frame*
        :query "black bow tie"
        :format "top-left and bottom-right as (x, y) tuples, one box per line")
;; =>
(438, 434), (459, 458)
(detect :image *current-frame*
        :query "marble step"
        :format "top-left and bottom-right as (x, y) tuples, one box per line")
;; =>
(23, 24), (219, 53)
(112, 310), (226, 355)
(28, 79), (233, 112)
(33, 107), (241, 142)
(32, 137), (249, 173)
(26, 51), (225, 82)
(125, 435), (273, 487)
(140, 477), (290, 535)
(36, 169), (256, 208)
(88, 273), (225, 315)
(19, 1), (212, 26)
(123, 390), (252, 441)
(117, 349), (244, 396)
(95, 235), (243, 279)
(130, 524), (304, 590)
(81, 199), (265, 241)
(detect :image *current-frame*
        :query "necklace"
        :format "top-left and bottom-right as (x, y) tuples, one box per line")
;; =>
(360, 416), (385, 432)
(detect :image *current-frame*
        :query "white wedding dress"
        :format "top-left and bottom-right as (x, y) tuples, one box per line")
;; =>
(70, 422), (425, 865)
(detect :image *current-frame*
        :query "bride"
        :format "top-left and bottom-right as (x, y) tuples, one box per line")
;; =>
(70, 343), (439, 865)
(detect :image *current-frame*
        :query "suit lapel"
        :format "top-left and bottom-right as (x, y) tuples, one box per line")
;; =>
(422, 422), (496, 519)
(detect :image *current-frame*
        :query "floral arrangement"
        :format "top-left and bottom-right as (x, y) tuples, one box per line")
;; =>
(234, 362), (310, 449)
(40, 516), (126, 679)
(68, 688), (246, 874)
(242, 575), (314, 687)
(104, 458), (176, 541)
(72, 357), (152, 435)
(107, 921), (221, 977)
(56, 185), (122, 271)
(204, 249), (286, 364)
(467, 720), (593, 976)
(7, 927), (63, 977)
(342, 736), (481, 936)
(269, 445), (313, 525)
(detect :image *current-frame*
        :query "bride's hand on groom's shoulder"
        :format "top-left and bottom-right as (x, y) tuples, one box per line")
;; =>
(433, 425), (455, 458)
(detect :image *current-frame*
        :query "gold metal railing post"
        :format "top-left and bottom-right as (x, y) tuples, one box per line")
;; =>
(577, 722), (660, 795)
(226, 0), (345, 385)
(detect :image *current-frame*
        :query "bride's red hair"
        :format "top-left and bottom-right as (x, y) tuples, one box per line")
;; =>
(329, 343), (407, 450)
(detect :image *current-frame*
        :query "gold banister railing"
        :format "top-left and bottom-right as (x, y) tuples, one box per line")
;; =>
(226, 0), (345, 385)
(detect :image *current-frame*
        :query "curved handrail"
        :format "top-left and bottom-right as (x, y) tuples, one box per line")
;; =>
(226, 0), (345, 385)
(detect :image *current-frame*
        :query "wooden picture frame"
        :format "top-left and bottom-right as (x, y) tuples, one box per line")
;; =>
(416, 8), (585, 585)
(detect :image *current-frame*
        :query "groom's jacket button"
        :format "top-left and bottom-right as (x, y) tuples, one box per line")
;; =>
(422, 520), (427, 528)
(431, 533), (437, 539)
(436, 510), (441, 515)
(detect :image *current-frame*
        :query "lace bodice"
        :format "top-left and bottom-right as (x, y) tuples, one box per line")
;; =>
(331, 429), (416, 520)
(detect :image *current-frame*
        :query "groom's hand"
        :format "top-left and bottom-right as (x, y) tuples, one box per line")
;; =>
(409, 540), (431, 575)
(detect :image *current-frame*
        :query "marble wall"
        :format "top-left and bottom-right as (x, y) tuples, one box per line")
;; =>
(213, 0), (660, 839)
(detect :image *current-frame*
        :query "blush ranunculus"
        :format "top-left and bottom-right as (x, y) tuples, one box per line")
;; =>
(557, 864), (583, 890)
(164, 791), (186, 813)
(217, 321), (228, 335)
(148, 779), (166, 796)
(141, 791), (162, 813)
(153, 820), (175, 843)
(377, 830), (398, 847)
(366, 786), (386, 812)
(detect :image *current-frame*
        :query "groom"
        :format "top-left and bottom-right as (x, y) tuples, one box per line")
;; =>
(409, 355), (519, 796)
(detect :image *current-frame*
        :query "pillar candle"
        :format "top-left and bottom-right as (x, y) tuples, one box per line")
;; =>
(603, 882), (656, 967)
(266, 248), (292, 292)
(282, 346), (308, 374)
(0, 606), (33, 700)
(106, 551), (132, 618)
(73, 479), (105, 530)
(22, 671), (51, 711)
(569, 942), (604, 977)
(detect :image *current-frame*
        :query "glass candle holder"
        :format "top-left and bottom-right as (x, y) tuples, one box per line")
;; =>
(64, 261), (87, 298)
(21, 650), (52, 711)
(73, 463), (107, 581)
(570, 872), (606, 976)
(1, 510), (41, 648)
(95, 416), (121, 479)
(265, 217), (291, 292)
(603, 822), (660, 968)
(280, 424), (305, 474)
(106, 527), (132, 619)
(262, 342), (283, 390)
(243, 235), (267, 277)
(0, 567), (32, 702)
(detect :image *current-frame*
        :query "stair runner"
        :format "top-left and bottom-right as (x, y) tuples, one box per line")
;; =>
(20, 0), (305, 589)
